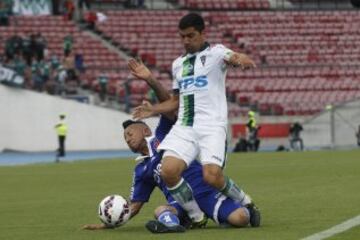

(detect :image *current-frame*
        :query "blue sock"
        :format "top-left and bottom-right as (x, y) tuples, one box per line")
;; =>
(158, 210), (180, 227)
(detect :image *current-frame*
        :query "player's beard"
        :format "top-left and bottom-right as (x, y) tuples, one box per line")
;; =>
(130, 139), (148, 154)
(185, 46), (196, 54)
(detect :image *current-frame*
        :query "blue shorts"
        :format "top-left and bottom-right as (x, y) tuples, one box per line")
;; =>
(170, 190), (243, 224)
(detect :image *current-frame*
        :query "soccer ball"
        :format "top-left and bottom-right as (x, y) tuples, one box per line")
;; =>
(98, 195), (131, 227)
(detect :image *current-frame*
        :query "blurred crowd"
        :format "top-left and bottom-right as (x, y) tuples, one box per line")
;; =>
(2, 33), (84, 95)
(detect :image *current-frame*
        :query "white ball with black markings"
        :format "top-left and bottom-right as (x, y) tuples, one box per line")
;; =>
(98, 195), (130, 227)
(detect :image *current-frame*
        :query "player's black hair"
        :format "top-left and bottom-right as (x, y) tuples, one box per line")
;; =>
(122, 120), (147, 130)
(178, 13), (205, 33)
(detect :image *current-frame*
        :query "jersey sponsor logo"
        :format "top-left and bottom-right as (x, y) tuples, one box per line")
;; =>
(185, 64), (194, 73)
(178, 75), (208, 91)
(211, 155), (223, 163)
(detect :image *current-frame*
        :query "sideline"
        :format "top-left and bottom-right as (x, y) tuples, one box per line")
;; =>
(300, 215), (360, 240)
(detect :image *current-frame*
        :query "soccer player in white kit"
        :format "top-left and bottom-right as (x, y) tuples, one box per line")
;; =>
(132, 13), (260, 227)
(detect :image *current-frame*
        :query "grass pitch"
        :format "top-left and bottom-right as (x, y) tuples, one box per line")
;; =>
(0, 150), (360, 240)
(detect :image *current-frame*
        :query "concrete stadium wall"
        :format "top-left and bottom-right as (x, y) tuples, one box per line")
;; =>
(303, 99), (360, 148)
(0, 85), (158, 152)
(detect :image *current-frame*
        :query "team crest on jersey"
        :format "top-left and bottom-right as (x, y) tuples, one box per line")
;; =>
(186, 64), (194, 72)
(200, 55), (206, 66)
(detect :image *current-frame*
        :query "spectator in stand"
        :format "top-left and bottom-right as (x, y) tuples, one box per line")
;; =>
(75, 53), (85, 73)
(356, 125), (360, 147)
(0, 0), (12, 26)
(63, 35), (73, 56)
(50, 55), (60, 71)
(63, 50), (79, 95)
(0, 2), (8, 26)
(97, 72), (108, 102)
(35, 33), (47, 61)
(85, 11), (97, 30)
(31, 59), (44, 92)
(289, 122), (304, 151)
(12, 53), (27, 77)
(5, 35), (23, 61)
(137, 0), (145, 8)
(64, 0), (75, 20)
(52, 0), (61, 15)
(79, 0), (91, 9)
(63, 50), (76, 81)
(124, 0), (145, 8)
(55, 65), (67, 96)
(38, 58), (50, 84)
(22, 35), (33, 65)
(78, 0), (91, 20)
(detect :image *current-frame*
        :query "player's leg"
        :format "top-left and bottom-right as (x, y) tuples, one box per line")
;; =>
(158, 126), (206, 224)
(199, 127), (251, 205)
(202, 165), (261, 227)
(227, 208), (250, 227)
(161, 153), (206, 225)
(198, 127), (260, 227)
(202, 163), (255, 216)
(146, 205), (186, 233)
(194, 190), (250, 227)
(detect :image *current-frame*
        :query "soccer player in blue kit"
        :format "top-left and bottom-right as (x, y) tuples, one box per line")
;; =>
(83, 59), (258, 233)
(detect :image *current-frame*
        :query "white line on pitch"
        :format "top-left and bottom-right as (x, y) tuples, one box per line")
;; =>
(300, 215), (360, 240)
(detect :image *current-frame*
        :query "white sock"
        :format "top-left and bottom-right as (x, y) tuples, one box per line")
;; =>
(167, 178), (204, 222)
(221, 176), (252, 206)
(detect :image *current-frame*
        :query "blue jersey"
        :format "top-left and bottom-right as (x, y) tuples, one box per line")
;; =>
(130, 116), (214, 203)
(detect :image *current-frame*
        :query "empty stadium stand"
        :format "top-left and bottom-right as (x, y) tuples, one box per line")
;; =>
(176, 0), (270, 10)
(96, 9), (360, 116)
(2, 7), (360, 116)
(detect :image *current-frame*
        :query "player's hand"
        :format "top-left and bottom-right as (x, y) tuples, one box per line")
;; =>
(82, 223), (108, 230)
(132, 101), (156, 120)
(128, 58), (153, 82)
(230, 53), (256, 70)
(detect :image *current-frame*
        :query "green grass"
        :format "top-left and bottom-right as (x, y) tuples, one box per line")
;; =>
(1, 150), (360, 240)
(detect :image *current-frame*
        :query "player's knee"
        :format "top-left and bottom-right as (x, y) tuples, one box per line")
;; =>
(160, 157), (186, 186)
(227, 208), (250, 227)
(202, 165), (224, 189)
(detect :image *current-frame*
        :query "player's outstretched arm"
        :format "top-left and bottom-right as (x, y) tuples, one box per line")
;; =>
(82, 202), (144, 230)
(128, 58), (170, 103)
(133, 95), (179, 120)
(228, 52), (256, 70)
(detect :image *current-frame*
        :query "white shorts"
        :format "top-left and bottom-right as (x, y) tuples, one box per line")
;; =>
(158, 125), (227, 167)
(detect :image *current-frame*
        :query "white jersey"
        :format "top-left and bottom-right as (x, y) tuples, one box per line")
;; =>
(172, 43), (233, 128)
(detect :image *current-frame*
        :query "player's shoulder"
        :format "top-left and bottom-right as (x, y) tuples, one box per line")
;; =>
(172, 55), (184, 68)
(172, 55), (185, 74)
(133, 156), (151, 174)
(210, 44), (232, 53)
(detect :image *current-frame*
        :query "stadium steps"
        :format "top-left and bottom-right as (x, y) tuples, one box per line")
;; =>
(79, 27), (130, 62)
(74, 19), (174, 110)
